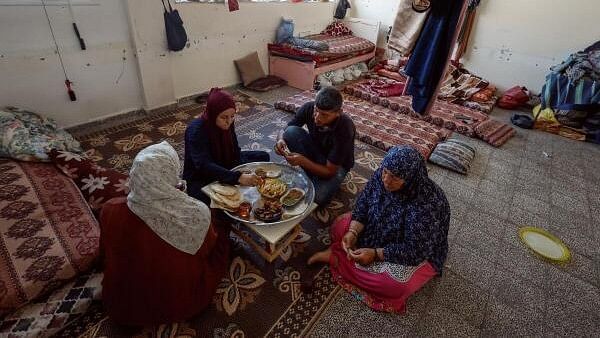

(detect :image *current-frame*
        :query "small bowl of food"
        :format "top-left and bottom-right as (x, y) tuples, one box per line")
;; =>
(265, 169), (281, 178)
(280, 188), (305, 207)
(255, 168), (267, 179)
(253, 200), (283, 223)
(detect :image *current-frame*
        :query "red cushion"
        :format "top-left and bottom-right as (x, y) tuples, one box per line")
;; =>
(48, 149), (129, 211)
(321, 21), (353, 37)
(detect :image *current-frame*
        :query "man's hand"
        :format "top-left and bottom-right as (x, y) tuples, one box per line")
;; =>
(274, 140), (289, 156)
(284, 153), (306, 167)
(348, 248), (376, 266)
(238, 173), (260, 186)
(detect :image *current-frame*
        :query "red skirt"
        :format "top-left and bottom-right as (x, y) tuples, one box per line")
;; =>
(329, 212), (436, 313)
(100, 197), (230, 325)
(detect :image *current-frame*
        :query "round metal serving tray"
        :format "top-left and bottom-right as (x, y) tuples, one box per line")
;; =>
(224, 162), (315, 226)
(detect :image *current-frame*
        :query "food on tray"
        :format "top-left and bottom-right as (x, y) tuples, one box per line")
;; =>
(211, 184), (238, 197)
(257, 178), (287, 199)
(210, 184), (242, 210)
(266, 169), (281, 178)
(255, 168), (267, 178)
(254, 200), (283, 222)
(280, 188), (305, 207)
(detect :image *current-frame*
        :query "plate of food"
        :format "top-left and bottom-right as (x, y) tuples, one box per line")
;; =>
(215, 162), (314, 226)
(253, 200), (283, 223)
(280, 188), (305, 207)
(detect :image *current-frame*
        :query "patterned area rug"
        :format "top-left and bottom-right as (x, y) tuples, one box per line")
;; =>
(274, 91), (450, 159)
(57, 92), (387, 337)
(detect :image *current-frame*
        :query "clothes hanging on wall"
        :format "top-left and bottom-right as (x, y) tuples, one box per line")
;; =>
(334, 0), (351, 20)
(388, 0), (429, 56)
(454, 0), (480, 61)
(228, 0), (239, 12)
(404, 0), (465, 114)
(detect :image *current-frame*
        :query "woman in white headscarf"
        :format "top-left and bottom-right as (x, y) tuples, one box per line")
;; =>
(100, 141), (230, 325)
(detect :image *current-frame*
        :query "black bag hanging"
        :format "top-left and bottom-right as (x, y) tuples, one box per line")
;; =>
(161, 0), (187, 52)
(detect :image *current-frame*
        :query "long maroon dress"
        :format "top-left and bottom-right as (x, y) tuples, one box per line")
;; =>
(100, 197), (229, 325)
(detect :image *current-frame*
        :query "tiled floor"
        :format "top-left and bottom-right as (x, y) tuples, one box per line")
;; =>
(250, 86), (600, 337)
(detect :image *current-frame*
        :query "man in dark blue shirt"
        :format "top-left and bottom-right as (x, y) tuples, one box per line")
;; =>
(275, 87), (356, 206)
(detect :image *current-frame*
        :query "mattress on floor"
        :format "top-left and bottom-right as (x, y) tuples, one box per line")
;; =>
(344, 77), (491, 138)
(268, 34), (375, 67)
(274, 91), (450, 159)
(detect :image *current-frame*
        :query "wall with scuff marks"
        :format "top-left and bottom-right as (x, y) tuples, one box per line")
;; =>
(346, 0), (399, 48)
(125, 1), (335, 102)
(349, 0), (600, 92)
(1, 1), (334, 127)
(0, 1), (143, 127)
(173, 2), (334, 99)
(460, 0), (600, 92)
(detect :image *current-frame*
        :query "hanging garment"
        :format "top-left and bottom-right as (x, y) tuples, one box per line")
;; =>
(405, 0), (465, 114)
(388, 0), (429, 56)
(228, 0), (239, 12)
(334, 0), (351, 20)
(454, 0), (481, 60)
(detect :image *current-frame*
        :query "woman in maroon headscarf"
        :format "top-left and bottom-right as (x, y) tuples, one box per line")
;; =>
(183, 88), (269, 204)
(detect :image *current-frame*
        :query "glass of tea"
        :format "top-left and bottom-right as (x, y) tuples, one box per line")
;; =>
(238, 201), (252, 219)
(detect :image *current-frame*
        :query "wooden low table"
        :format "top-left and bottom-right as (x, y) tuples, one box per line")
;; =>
(231, 203), (317, 262)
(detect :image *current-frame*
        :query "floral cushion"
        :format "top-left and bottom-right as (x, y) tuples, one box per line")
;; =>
(0, 106), (82, 162)
(48, 149), (129, 211)
(0, 159), (99, 317)
(321, 21), (353, 37)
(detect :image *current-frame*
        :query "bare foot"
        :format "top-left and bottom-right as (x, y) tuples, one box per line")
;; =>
(307, 247), (332, 265)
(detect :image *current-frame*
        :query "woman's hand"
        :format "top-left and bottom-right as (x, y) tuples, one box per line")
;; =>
(341, 231), (357, 257)
(238, 173), (260, 186)
(348, 248), (377, 266)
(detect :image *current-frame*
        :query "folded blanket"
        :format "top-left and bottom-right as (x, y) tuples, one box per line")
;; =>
(388, 0), (429, 55)
(0, 107), (82, 161)
(439, 64), (489, 102)
(372, 83), (405, 97)
(474, 119), (516, 147)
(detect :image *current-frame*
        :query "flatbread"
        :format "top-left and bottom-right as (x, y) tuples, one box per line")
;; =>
(211, 184), (238, 197)
(212, 190), (242, 209)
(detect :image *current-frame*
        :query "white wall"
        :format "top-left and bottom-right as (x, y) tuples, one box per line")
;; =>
(0, 0), (334, 127)
(349, 0), (600, 92)
(347, 0), (399, 48)
(461, 0), (600, 92)
(0, 0), (143, 127)
(125, 0), (335, 104)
